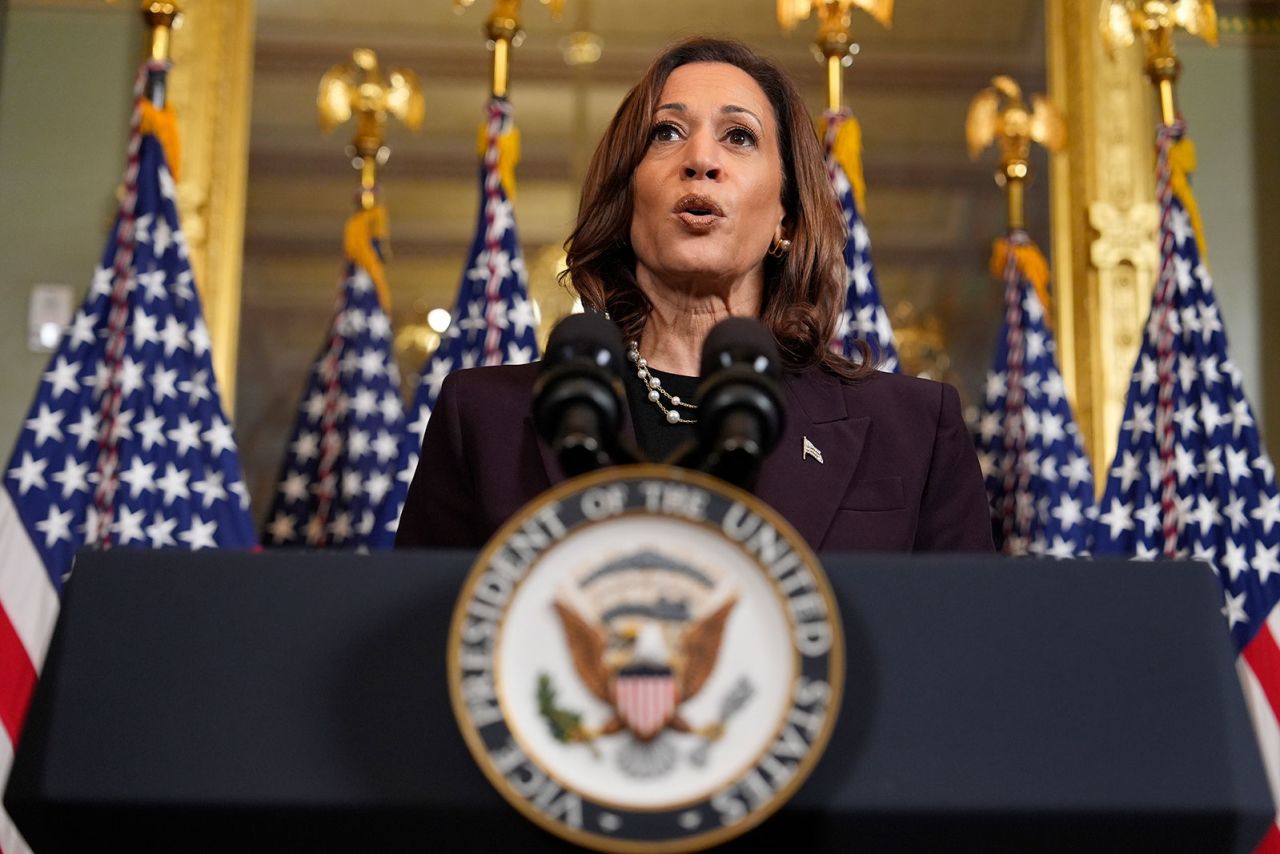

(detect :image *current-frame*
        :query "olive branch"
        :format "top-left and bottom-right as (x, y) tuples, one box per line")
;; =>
(537, 672), (600, 757)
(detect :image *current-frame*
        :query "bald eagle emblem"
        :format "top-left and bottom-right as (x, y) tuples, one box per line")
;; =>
(451, 470), (843, 850)
(541, 549), (749, 776)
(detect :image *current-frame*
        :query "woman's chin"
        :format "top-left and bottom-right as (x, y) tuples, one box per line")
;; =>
(639, 258), (758, 295)
(647, 273), (738, 298)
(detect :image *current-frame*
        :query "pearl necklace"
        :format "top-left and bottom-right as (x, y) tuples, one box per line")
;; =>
(626, 341), (698, 425)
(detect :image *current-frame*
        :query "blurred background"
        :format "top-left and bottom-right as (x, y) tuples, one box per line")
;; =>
(0, 0), (1275, 524)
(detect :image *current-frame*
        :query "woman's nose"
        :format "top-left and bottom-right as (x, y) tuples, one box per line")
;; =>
(681, 131), (721, 180)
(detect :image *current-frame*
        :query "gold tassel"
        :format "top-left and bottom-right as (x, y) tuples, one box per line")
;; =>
(476, 121), (521, 200)
(825, 113), (868, 217)
(343, 205), (392, 312)
(990, 237), (1052, 316)
(1168, 137), (1210, 266)
(139, 98), (182, 181)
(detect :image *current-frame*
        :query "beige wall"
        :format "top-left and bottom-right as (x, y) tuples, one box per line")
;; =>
(0, 6), (140, 457)
(1179, 36), (1280, 458)
(1256, 44), (1280, 462)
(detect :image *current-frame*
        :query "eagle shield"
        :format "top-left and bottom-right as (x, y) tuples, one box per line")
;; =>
(552, 549), (737, 743)
(614, 667), (678, 740)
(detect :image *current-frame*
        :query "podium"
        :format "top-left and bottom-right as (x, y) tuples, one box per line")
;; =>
(6, 550), (1273, 852)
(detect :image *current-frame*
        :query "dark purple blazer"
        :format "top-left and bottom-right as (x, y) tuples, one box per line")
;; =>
(394, 362), (995, 553)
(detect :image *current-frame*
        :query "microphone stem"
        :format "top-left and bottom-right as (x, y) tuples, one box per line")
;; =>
(704, 409), (765, 490)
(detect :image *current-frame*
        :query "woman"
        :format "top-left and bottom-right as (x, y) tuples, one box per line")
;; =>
(396, 37), (993, 553)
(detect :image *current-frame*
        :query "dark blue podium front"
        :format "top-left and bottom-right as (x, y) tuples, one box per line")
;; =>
(5, 550), (1273, 852)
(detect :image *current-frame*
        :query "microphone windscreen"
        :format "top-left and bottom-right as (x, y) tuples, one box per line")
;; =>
(543, 311), (626, 375)
(533, 312), (627, 473)
(698, 317), (781, 380)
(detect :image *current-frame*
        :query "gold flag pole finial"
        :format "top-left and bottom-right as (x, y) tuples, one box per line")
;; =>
(777, 0), (893, 112)
(1101, 1), (1218, 125)
(317, 48), (425, 211)
(966, 76), (1066, 231)
(140, 1), (183, 64)
(454, 0), (565, 99)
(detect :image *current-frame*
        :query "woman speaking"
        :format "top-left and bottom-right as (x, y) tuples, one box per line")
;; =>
(396, 37), (993, 553)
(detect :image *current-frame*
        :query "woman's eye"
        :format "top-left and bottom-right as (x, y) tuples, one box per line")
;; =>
(726, 127), (758, 147)
(651, 122), (681, 142)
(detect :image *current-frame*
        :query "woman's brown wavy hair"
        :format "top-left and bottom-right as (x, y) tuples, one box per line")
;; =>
(561, 36), (875, 380)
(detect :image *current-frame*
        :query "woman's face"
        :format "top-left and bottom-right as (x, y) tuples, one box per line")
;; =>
(629, 62), (786, 299)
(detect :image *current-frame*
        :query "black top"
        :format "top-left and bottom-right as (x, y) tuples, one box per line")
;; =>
(623, 365), (698, 463)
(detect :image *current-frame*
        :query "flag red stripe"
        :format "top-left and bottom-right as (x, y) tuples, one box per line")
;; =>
(644, 679), (655, 735)
(1243, 624), (1280, 725)
(1256, 820), (1280, 854)
(639, 681), (648, 734)
(633, 680), (646, 734)
(0, 603), (37, 747)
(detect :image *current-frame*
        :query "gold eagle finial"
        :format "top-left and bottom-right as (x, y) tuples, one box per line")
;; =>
(1101, 0), (1218, 52)
(1100, 1), (1218, 124)
(777, 1), (893, 111)
(317, 48), (424, 136)
(777, 0), (893, 32)
(967, 76), (1065, 231)
(317, 49), (424, 209)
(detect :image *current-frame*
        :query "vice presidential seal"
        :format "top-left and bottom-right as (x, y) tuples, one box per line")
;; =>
(448, 465), (844, 852)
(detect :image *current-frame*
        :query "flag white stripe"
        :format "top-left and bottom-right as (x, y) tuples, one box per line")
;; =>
(0, 730), (34, 854)
(1237, 656), (1280, 814)
(0, 490), (59, 672)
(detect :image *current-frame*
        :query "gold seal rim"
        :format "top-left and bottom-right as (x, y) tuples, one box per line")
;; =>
(446, 463), (847, 854)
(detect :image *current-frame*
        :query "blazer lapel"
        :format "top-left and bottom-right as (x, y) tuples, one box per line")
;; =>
(755, 370), (869, 549)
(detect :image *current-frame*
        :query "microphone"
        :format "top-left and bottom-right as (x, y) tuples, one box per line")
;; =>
(694, 317), (786, 490)
(532, 312), (629, 477)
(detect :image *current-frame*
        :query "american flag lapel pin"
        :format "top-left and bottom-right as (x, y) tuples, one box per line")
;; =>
(803, 436), (824, 464)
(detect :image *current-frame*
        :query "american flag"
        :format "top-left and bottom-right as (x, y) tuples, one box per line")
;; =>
(370, 98), (539, 545)
(975, 230), (1096, 557)
(823, 109), (899, 371)
(263, 208), (405, 549)
(0, 63), (256, 853)
(1091, 120), (1280, 848)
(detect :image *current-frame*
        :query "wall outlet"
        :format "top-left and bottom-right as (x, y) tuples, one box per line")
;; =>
(29, 283), (75, 353)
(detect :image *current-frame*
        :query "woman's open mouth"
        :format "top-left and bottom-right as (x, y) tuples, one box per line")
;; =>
(673, 194), (724, 232)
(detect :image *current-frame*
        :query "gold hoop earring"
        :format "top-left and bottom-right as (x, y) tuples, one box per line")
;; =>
(768, 236), (792, 258)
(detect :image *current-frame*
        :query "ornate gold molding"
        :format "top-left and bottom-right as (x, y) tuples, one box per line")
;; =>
(1047, 0), (1159, 491)
(165, 0), (255, 413)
